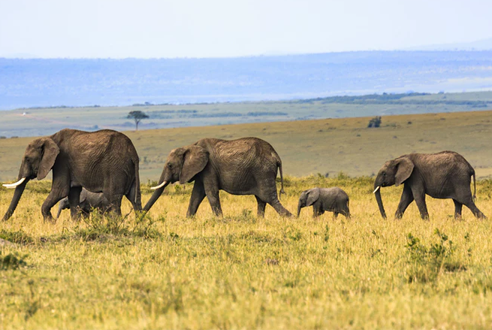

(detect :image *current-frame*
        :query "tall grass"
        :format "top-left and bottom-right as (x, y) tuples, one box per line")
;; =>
(0, 177), (491, 329)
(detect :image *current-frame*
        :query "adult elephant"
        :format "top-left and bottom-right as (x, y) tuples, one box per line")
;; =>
(2, 129), (141, 221)
(144, 137), (292, 217)
(373, 151), (486, 220)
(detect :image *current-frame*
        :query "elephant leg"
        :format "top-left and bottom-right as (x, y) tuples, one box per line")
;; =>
(453, 199), (463, 219)
(187, 181), (206, 217)
(255, 196), (266, 218)
(395, 185), (415, 219)
(333, 212), (339, 219)
(125, 178), (142, 212)
(205, 188), (223, 217)
(462, 198), (486, 219)
(79, 201), (91, 219)
(68, 186), (83, 221)
(312, 205), (322, 218)
(103, 192), (123, 217)
(41, 186), (70, 221)
(268, 197), (293, 217)
(412, 191), (429, 220)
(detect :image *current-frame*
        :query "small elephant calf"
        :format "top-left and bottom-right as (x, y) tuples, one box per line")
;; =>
(297, 187), (350, 219)
(56, 189), (110, 219)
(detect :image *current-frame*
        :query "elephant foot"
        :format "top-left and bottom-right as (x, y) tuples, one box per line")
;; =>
(43, 215), (56, 223)
(283, 211), (294, 218)
(477, 212), (487, 220)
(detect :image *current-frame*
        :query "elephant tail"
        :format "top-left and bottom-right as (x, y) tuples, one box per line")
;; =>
(472, 169), (477, 200)
(277, 160), (286, 198)
(133, 155), (141, 206)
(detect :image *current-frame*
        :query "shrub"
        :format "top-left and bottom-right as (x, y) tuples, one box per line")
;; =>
(0, 252), (28, 270)
(406, 229), (463, 283)
(367, 116), (382, 128)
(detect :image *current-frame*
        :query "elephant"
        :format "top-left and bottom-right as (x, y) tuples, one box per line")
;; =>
(297, 187), (350, 219)
(2, 128), (142, 221)
(56, 188), (110, 219)
(373, 151), (486, 220)
(144, 137), (292, 218)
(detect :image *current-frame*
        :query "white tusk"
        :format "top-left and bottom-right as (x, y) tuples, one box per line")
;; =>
(3, 177), (26, 189)
(373, 186), (380, 194)
(150, 181), (167, 190)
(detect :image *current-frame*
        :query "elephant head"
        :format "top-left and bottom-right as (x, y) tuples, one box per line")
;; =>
(143, 145), (209, 212)
(2, 137), (59, 221)
(297, 188), (320, 217)
(373, 156), (414, 219)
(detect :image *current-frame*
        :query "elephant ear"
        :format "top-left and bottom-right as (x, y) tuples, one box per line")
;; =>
(395, 157), (414, 187)
(179, 145), (209, 184)
(37, 138), (60, 180)
(305, 188), (320, 206)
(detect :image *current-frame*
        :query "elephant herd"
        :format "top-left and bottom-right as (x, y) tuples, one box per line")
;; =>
(1, 128), (487, 221)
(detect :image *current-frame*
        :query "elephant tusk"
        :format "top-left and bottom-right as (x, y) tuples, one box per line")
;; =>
(3, 177), (26, 189)
(150, 181), (167, 190)
(373, 186), (380, 194)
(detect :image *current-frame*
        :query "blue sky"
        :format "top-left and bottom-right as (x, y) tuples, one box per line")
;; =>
(1, 0), (491, 58)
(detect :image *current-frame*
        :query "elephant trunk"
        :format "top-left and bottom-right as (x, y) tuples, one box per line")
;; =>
(374, 182), (386, 219)
(143, 181), (170, 212)
(2, 179), (29, 221)
(56, 207), (63, 219)
(56, 198), (69, 219)
(297, 201), (303, 217)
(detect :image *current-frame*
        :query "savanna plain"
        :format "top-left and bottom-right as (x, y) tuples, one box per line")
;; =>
(1, 110), (492, 329)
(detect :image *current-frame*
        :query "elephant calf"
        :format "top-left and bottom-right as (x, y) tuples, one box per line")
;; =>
(297, 187), (350, 219)
(56, 189), (110, 219)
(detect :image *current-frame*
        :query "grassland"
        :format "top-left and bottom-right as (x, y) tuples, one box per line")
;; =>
(2, 108), (492, 182)
(1, 176), (492, 329)
(1, 107), (492, 329)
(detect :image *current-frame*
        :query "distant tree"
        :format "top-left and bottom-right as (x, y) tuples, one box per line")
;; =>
(367, 116), (382, 128)
(127, 111), (149, 131)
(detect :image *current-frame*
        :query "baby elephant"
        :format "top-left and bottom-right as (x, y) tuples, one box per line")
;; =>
(297, 187), (350, 219)
(56, 189), (110, 219)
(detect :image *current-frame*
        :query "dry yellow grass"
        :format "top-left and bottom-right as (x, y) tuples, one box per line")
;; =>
(0, 176), (491, 329)
(1, 111), (492, 329)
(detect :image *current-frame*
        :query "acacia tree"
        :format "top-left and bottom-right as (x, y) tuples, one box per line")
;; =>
(127, 111), (149, 131)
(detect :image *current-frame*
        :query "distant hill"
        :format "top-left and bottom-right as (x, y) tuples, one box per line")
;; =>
(1, 91), (492, 138)
(1, 109), (491, 181)
(408, 37), (492, 51)
(1, 51), (492, 110)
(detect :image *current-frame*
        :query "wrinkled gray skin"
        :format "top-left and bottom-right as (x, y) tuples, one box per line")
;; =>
(297, 187), (350, 219)
(2, 129), (141, 221)
(56, 188), (110, 219)
(374, 151), (486, 220)
(144, 137), (292, 217)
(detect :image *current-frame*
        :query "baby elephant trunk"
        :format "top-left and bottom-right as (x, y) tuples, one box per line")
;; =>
(297, 200), (304, 217)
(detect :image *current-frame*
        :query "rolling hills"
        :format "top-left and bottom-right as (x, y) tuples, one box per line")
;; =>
(1, 109), (491, 182)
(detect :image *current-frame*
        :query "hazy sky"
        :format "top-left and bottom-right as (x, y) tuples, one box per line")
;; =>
(1, 0), (491, 58)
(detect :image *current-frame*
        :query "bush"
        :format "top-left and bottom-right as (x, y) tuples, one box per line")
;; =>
(0, 252), (28, 270)
(405, 229), (463, 283)
(368, 116), (382, 128)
